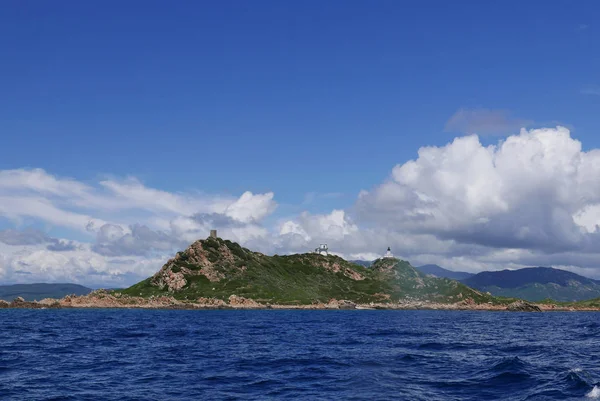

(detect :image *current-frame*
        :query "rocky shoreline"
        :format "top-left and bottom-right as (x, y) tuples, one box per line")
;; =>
(0, 290), (595, 312)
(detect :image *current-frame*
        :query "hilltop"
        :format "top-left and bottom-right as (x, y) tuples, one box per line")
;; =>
(462, 267), (600, 302)
(120, 236), (496, 305)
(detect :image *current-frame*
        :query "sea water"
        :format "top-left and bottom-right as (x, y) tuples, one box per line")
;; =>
(1, 309), (599, 400)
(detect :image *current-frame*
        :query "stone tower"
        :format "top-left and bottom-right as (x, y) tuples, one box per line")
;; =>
(210, 230), (217, 239)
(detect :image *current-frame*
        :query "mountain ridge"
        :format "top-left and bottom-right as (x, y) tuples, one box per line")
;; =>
(415, 264), (475, 280)
(462, 267), (600, 302)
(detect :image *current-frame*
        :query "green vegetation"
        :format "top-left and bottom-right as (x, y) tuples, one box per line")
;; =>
(466, 284), (600, 303)
(369, 258), (499, 304)
(119, 237), (499, 305)
(462, 267), (600, 302)
(570, 297), (600, 308)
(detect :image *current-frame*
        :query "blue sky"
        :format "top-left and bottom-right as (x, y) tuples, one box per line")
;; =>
(2, 1), (600, 285)
(2, 1), (599, 205)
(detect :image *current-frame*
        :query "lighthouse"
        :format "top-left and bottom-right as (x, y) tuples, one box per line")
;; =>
(383, 247), (394, 259)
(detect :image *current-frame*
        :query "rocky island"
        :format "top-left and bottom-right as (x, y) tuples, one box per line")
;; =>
(3, 236), (600, 312)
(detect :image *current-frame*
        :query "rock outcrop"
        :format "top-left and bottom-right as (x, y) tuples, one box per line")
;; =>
(149, 239), (245, 291)
(506, 300), (542, 312)
(196, 297), (227, 307)
(1, 290), (599, 311)
(325, 299), (357, 309)
(228, 295), (260, 308)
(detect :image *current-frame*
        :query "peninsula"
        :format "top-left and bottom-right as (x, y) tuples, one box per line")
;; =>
(2, 235), (600, 312)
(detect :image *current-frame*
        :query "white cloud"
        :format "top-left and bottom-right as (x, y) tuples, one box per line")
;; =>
(0, 241), (164, 287)
(0, 168), (276, 233)
(279, 221), (310, 241)
(0, 195), (109, 233)
(98, 177), (230, 215)
(223, 191), (276, 223)
(348, 252), (381, 261)
(296, 210), (358, 241)
(0, 169), (278, 284)
(0, 168), (89, 197)
(357, 126), (600, 254)
(7, 126), (600, 285)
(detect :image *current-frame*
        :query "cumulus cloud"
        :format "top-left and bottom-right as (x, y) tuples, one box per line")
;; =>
(0, 229), (78, 252)
(0, 169), (276, 234)
(274, 209), (366, 254)
(8, 126), (600, 285)
(0, 168), (276, 242)
(223, 191), (276, 223)
(275, 210), (430, 258)
(92, 224), (180, 257)
(357, 126), (600, 255)
(97, 177), (230, 215)
(0, 240), (166, 287)
(46, 239), (78, 252)
(444, 108), (533, 136)
(0, 169), (278, 284)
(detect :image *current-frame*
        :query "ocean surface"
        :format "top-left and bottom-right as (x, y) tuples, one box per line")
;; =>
(1, 310), (599, 400)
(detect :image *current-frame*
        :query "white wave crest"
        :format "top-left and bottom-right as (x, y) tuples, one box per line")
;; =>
(586, 386), (600, 398)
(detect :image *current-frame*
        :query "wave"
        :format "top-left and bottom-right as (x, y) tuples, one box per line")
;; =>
(490, 356), (530, 373)
(588, 386), (600, 398)
(3, 309), (600, 400)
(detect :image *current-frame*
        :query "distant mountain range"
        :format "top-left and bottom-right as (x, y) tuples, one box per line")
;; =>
(351, 260), (600, 302)
(0, 283), (93, 301)
(462, 267), (600, 302)
(415, 264), (474, 280)
(349, 260), (372, 268)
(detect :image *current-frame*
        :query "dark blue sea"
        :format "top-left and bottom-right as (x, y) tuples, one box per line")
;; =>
(1, 310), (599, 400)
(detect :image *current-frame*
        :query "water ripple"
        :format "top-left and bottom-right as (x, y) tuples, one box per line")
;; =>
(0, 309), (599, 400)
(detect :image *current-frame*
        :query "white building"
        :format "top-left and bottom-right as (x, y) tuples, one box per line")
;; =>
(383, 247), (394, 259)
(315, 244), (329, 256)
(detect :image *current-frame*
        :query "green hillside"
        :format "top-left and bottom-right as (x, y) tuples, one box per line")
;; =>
(462, 267), (600, 302)
(120, 236), (496, 305)
(369, 258), (493, 303)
